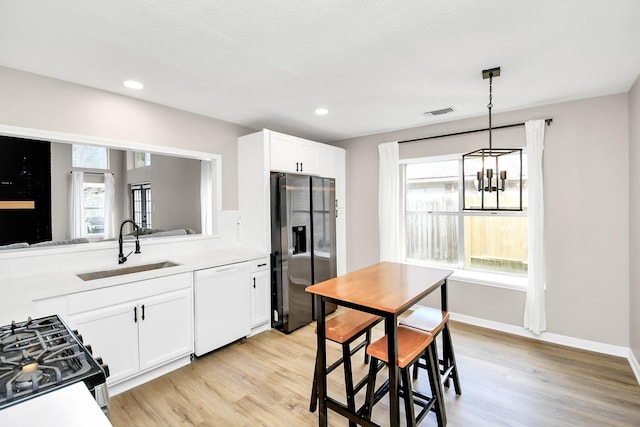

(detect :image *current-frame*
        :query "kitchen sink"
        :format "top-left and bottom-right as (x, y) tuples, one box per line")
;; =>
(76, 261), (181, 281)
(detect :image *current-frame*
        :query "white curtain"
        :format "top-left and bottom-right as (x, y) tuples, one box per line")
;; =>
(378, 141), (400, 262)
(70, 171), (85, 239)
(103, 173), (116, 239)
(524, 120), (547, 334)
(200, 160), (214, 235)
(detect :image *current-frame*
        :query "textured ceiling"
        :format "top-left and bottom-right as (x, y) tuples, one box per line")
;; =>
(1, 0), (639, 142)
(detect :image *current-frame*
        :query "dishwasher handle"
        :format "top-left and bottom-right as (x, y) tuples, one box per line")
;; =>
(195, 262), (250, 280)
(215, 265), (237, 273)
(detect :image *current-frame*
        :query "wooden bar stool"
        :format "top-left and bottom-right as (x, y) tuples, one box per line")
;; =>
(309, 309), (381, 425)
(364, 326), (446, 426)
(400, 306), (462, 395)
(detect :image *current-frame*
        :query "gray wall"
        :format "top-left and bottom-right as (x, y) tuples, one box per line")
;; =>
(148, 154), (201, 232)
(50, 142), (72, 241)
(333, 93), (631, 347)
(124, 154), (201, 232)
(0, 65), (255, 210)
(630, 75), (640, 361)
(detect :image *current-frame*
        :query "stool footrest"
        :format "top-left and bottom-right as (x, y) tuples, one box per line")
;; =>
(370, 378), (391, 408)
(441, 365), (454, 383)
(415, 355), (458, 389)
(325, 331), (372, 374)
(406, 390), (436, 426)
(353, 360), (384, 395)
(326, 397), (381, 427)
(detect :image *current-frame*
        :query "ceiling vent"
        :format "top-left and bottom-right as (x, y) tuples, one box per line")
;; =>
(423, 107), (454, 116)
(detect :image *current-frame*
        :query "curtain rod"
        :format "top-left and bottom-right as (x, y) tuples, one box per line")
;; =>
(69, 171), (115, 176)
(398, 118), (553, 144)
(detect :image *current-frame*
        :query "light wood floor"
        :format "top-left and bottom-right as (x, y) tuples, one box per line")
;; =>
(109, 318), (640, 426)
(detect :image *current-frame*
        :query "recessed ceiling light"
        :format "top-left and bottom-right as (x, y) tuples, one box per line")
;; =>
(123, 80), (144, 90)
(315, 108), (328, 116)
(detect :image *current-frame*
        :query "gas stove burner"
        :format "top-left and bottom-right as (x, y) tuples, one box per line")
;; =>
(21, 359), (40, 372)
(1, 333), (39, 354)
(14, 369), (45, 390)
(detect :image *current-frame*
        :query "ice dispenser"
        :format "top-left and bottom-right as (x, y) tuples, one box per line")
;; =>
(292, 225), (307, 254)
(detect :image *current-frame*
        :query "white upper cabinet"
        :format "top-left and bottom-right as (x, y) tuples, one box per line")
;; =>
(270, 131), (321, 175)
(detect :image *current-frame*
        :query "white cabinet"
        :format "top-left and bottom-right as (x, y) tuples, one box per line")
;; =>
(67, 273), (193, 386)
(238, 132), (271, 253)
(250, 257), (270, 328)
(138, 289), (193, 371)
(321, 144), (347, 210)
(194, 262), (251, 356)
(239, 129), (347, 272)
(324, 146), (347, 275)
(70, 301), (139, 384)
(335, 208), (346, 276)
(270, 131), (321, 175)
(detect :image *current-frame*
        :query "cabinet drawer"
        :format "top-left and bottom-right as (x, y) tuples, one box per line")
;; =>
(68, 272), (192, 315)
(250, 257), (269, 273)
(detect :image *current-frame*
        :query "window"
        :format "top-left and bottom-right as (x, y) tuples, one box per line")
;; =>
(72, 144), (108, 169)
(133, 151), (151, 168)
(83, 182), (105, 236)
(131, 183), (152, 228)
(404, 157), (528, 275)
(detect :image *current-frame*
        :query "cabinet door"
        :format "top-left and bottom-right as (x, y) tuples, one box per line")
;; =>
(138, 288), (193, 371)
(336, 207), (347, 276)
(250, 269), (270, 327)
(297, 140), (322, 175)
(238, 131), (271, 252)
(321, 146), (346, 208)
(69, 302), (139, 385)
(270, 133), (300, 173)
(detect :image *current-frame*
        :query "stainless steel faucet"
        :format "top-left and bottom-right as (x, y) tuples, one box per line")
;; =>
(118, 219), (141, 264)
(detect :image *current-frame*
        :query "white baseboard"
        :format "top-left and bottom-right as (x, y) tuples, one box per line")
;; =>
(248, 322), (270, 337)
(107, 355), (192, 396)
(629, 348), (640, 384)
(444, 310), (640, 385)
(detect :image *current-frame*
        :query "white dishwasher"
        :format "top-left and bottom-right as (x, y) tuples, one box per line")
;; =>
(194, 262), (251, 356)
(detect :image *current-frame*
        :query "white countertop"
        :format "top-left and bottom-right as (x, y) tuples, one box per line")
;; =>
(0, 244), (267, 325)
(0, 382), (112, 427)
(32, 246), (267, 299)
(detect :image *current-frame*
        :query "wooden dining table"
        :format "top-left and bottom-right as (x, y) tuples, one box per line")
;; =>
(306, 261), (453, 427)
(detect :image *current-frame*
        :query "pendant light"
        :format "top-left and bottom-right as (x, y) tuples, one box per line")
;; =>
(462, 67), (523, 211)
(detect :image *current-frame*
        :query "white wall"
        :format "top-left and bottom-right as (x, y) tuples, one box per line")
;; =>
(333, 93), (630, 347)
(0, 66), (255, 210)
(629, 75), (640, 361)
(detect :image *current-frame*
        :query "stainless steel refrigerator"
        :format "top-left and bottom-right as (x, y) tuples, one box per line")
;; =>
(270, 172), (337, 333)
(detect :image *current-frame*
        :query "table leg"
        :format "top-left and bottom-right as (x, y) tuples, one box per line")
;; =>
(385, 314), (400, 427)
(316, 295), (328, 427)
(441, 279), (448, 312)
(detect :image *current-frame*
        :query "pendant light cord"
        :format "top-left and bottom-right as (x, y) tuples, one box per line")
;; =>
(488, 72), (493, 151)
